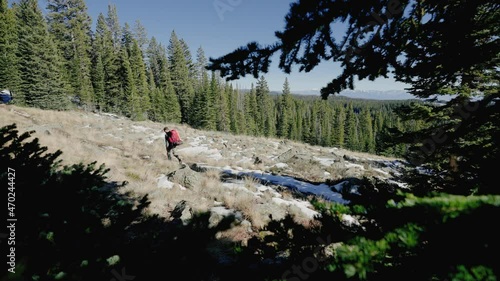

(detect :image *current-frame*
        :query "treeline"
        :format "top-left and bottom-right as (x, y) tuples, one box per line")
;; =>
(0, 0), (418, 156)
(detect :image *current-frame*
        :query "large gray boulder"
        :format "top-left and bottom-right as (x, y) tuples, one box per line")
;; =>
(167, 164), (201, 189)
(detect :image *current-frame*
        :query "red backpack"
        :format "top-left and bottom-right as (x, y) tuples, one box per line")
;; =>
(168, 129), (182, 145)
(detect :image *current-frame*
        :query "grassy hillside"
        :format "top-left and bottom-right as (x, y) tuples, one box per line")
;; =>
(0, 104), (400, 228)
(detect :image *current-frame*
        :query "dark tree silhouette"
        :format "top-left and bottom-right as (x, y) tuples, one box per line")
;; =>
(208, 0), (498, 98)
(208, 0), (500, 194)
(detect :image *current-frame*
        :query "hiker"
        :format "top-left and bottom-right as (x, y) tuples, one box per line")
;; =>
(163, 126), (183, 162)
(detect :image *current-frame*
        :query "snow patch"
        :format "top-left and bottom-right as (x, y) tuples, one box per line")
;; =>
(314, 156), (335, 166)
(272, 198), (319, 219)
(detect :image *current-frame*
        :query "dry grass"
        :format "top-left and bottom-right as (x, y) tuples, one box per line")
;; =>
(204, 169), (222, 180)
(243, 176), (261, 193)
(246, 210), (268, 230)
(1, 104), (395, 239)
(220, 187), (270, 228)
(1, 105), (314, 239)
(215, 224), (254, 246)
(194, 174), (226, 203)
(261, 188), (276, 202)
(287, 204), (313, 225)
(1, 105), (184, 214)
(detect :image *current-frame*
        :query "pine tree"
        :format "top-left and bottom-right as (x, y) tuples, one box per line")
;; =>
(313, 100), (332, 146)
(321, 100), (333, 147)
(328, 107), (337, 147)
(94, 12), (121, 113)
(302, 107), (313, 144)
(334, 106), (345, 148)
(235, 89), (247, 135)
(245, 84), (258, 136)
(361, 108), (375, 153)
(146, 68), (162, 122)
(146, 37), (162, 87)
(147, 39), (181, 123)
(344, 104), (354, 149)
(216, 81), (230, 132)
(106, 4), (121, 50)
(90, 47), (105, 111)
(373, 111), (384, 141)
(277, 78), (294, 138)
(190, 47), (210, 128)
(16, 0), (68, 109)
(164, 81), (181, 123)
(133, 20), (148, 53)
(228, 85), (239, 134)
(255, 76), (275, 136)
(168, 31), (194, 124)
(265, 99), (276, 137)
(117, 47), (137, 118)
(254, 76), (266, 134)
(121, 23), (133, 50)
(290, 100), (304, 141)
(128, 39), (150, 120)
(180, 38), (195, 81)
(46, 0), (94, 108)
(204, 71), (218, 130)
(194, 46), (208, 87)
(310, 101), (320, 145)
(0, 0), (19, 93)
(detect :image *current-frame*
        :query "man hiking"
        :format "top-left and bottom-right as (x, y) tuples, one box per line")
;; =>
(163, 127), (183, 162)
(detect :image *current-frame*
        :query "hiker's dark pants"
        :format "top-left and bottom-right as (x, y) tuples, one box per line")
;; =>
(166, 143), (177, 160)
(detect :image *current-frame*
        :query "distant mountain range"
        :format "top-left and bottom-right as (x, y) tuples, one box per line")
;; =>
(291, 89), (417, 100)
(243, 88), (453, 102)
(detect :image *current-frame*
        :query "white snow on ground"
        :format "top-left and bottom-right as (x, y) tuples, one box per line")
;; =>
(221, 181), (282, 198)
(314, 156), (335, 166)
(272, 198), (319, 219)
(273, 163), (288, 169)
(341, 214), (361, 226)
(157, 175), (186, 190)
(210, 206), (235, 217)
(254, 184), (282, 197)
(157, 175), (175, 189)
(373, 168), (390, 175)
(378, 160), (407, 170)
(235, 157), (253, 164)
(345, 162), (365, 169)
(387, 179), (409, 189)
(219, 167), (350, 204)
(193, 162), (349, 205)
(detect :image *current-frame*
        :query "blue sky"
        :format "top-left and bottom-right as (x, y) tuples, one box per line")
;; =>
(36, 0), (410, 93)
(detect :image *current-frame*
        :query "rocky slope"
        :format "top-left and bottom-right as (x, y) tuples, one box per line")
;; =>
(0, 104), (409, 241)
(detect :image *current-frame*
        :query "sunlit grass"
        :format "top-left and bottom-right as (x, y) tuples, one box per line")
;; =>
(1, 104), (396, 242)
